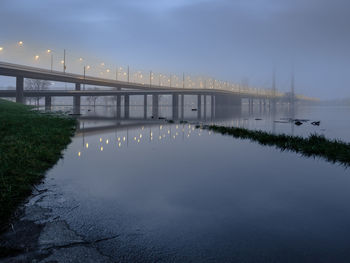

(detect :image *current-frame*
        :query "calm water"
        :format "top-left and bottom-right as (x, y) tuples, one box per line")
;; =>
(42, 104), (350, 262)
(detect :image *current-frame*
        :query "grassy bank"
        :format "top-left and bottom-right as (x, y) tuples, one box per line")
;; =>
(0, 100), (76, 230)
(200, 124), (350, 166)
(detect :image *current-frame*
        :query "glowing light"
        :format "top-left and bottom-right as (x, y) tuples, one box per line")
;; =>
(137, 139), (140, 143)
(86, 65), (90, 70)
(101, 62), (105, 66)
(18, 41), (23, 46)
(100, 146), (104, 151)
(34, 55), (39, 60)
(118, 137), (120, 142)
(159, 136), (162, 140)
(0, 47), (3, 51)
(79, 57), (83, 62)
(78, 152), (81, 157)
(47, 49), (51, 53)
(123, 137), (126, 141)
(106, 69), (110, 73)
(150, 132), (153, 136)
(168, 130), (170, 134)
(134, 137), (137, 141)
(106, 139), (109, 144)
(60, 60), (64, 64)
(118, 142), (121, 147)
(86, 143), (89, 148)
(100, 138), (102, 142)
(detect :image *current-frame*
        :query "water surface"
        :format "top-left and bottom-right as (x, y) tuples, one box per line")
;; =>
(42, 104), (350, 262)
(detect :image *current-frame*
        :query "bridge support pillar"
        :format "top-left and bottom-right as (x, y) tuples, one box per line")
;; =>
(211, 95), (215, 119)
(124, 95), (130, 119)
(172, 94), (179, 120)
(203, 95), (207, 119)
(73, 83), (81, 115)
(181, 94), (184, 119)
(116, 95), (121, 119)
(45, 96), (52, 111)
(152, 94), (158, 119)
(197, 95), (202, 119)
(144, 95), (147, 119)
(16, 76), (24, 103)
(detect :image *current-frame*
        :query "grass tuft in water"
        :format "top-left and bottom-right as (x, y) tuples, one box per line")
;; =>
(0, 100), (76, 230)
(201, 124), (350, 167)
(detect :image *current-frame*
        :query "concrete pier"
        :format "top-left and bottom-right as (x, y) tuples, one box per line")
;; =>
(152, 94), (159, 119)
(73, 83), (81, 114)
(16, 76), (24, 103)
(116, 95), (121, 119)
(172, 94), (179, 120)
(197, 95), (202, 119)
(181, 94), (184, 119)
(124, 95), (130, 119)
(144, 95), (147, 119)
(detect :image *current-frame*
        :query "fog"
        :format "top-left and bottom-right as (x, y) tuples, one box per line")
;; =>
(0, 0), (349, 99)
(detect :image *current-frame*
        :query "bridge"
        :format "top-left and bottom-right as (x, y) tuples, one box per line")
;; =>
(0, 61), (314, 120)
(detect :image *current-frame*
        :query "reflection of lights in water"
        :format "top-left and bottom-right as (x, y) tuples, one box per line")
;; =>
(78, 152), (81, 157)
(168, 130), (170, 134)
(134, 137), (137, 141)
(150, 132), (153, 136)
(137, 139), (140, 143)
(140, 134), (142, 138)
(123, 137), (126, 141)
(118, 142), (121, 147)
(100, 146), (104, 151)
(118, 137), (120, 142)
(86, 143), (89, 148)
(100, 138), (102, 142)
(106, 139), (109, 144)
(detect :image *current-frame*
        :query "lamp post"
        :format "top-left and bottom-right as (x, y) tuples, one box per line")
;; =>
(63, 49), (66, 73)
(47, 49), (53, 71)
(127, 65), (130, 83)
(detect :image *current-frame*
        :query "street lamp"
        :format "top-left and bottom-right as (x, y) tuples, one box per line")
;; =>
(47, 49), (53, 71)
(18, 41), (24, 47)
(0, 47), (3, 52)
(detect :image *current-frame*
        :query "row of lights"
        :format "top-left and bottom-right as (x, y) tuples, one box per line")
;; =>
(0, 40), (283, 97)
(77, 124), (210, 157)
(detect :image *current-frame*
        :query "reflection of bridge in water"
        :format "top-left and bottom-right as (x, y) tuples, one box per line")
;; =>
(0, 62), (315, 119)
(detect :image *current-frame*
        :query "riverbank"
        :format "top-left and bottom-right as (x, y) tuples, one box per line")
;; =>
(200, 124), (350, 166)
(0, 99), (76, 231)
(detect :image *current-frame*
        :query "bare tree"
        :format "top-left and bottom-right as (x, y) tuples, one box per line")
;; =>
(25, 79), (51, 107)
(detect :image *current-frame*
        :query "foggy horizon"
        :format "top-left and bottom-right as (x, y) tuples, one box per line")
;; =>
(1, 0), (349, 100)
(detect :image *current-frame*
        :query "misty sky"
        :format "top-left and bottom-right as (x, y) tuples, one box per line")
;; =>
(0, 0), (349, 99)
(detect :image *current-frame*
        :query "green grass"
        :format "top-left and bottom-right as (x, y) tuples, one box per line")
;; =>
(200, 124), (350, 166)
(0, 99), (76, 230)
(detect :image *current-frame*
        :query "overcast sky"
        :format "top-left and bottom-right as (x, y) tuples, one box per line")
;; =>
(0, 0), (349, 99)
